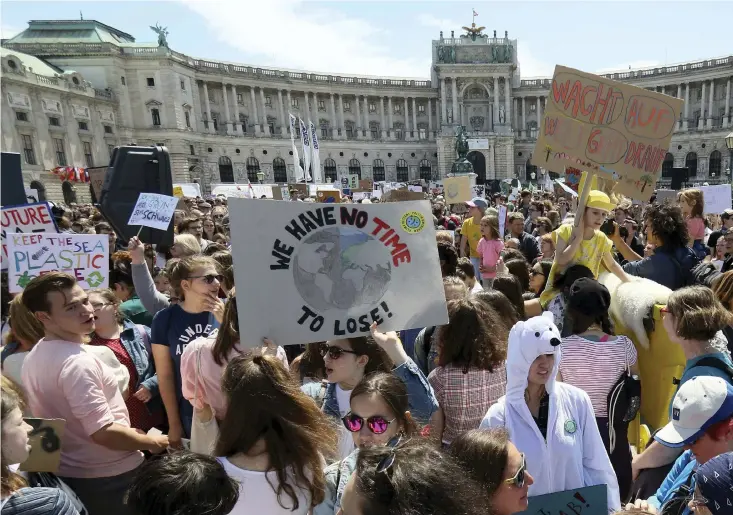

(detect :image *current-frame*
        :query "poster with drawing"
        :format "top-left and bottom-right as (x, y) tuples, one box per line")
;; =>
(1, 202), (59, 270)
(443, 176), (472, 204)
(229, 199), (448, 346)
(534, 65), (683, 201)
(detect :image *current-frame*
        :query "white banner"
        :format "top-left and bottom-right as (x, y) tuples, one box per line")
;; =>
(309, 119), (321, 184)
(211, 183), (273, 199)
(127, 193), (179, 231)
(289, 113), (303, 182)
(468, 138), (489, 150)
(699, 184), (732, 214)
(173, 183), (202, 198)
(299, 117), (312, 182)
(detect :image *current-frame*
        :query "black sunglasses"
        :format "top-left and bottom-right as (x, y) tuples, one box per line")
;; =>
(503, 453), (526, 488)
(320, 345), (358, 360)
(189, 274), (223, 284)
(530, 269), (545, 277)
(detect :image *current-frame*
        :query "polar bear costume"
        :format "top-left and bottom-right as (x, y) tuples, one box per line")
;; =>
(480, 312), (620, 512)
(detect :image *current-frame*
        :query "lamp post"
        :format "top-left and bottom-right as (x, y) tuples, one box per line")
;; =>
(256, 171), (264, 184)
(726, 132), (733, 182)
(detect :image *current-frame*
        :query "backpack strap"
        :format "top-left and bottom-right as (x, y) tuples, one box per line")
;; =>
(673, 357), (733, 386)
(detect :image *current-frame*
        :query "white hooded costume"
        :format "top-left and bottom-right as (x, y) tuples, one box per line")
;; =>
(480, 312), (620, 512)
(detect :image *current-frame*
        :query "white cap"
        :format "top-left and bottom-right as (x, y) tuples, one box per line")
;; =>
(655, 376), (733, 448)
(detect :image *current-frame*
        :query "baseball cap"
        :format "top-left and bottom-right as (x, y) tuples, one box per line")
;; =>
(721, 209), (733, 220)
(465, 197), (488, 210)
(654, 376), (733, 448)
(567, 278), (611, 318)
(695, 452), (733, 514)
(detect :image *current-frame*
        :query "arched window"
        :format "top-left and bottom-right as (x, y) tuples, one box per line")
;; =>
(419, 159), (432, 181)
(246, 156), (260, 183)
(348, 158), (361, 179)
(685, 152), (698, 177)
(324, 158), (337, 183)
(396, 159), (408, 182)
(273, 157), (287, 183)
(218, 156), (234, 183)
(30, 180), (47, 202)
(372, 159), (385, 182)
(662, 152), (674, 178)
(709, 150), (722, 177)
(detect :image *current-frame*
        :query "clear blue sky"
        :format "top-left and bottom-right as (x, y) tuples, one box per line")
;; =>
(2, 1), (730, 79)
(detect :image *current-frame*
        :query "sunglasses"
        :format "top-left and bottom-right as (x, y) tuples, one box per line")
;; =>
(530, 269), (545, 277)
(504, 453), (527, 488)
(320, 345), (358, 360)
(342, 412), (396, 435)
(189, 274), (223, 284)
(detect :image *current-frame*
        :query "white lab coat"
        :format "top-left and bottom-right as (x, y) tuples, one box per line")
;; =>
(479, 312), (620, 512)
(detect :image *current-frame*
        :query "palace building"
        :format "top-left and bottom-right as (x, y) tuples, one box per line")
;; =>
(1, 19), (732, 203)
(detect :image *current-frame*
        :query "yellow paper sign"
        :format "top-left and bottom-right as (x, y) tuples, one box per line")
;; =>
(534, 65), (683, 201)
(172, 186), (184, 198)
(443, 176), (472, 204)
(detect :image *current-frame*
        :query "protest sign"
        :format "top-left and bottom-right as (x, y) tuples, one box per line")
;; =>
(316, 189), (341, 203)
(1, 202), (58, 270)
(289, 183), (309, 198)
(534, 65), (683, 202)
(383, 190), (424, 202)
(25, 188), (38, 203)
(128, 193), (179, 231)
(87, 166), (107, 201)
(352, 191), (373, 202)
(408, 185), (423, 193)
(443, 176), (472, 204)
(565, 167), (582, 192)
(555, 179), (579, 198)
(346, 174), (359, 189)
(173, 182), (202, 198)
(229, 199), (449, 345)
(522, 485), (607, 515)
(655, 189), (678, 205)
(19, 418), (66, 473)
(8, 233), (109, 293)
(699, 184), (732, 214)
(498, 205), (507, 237)
(173, 186), (184, 198)
(357, 179), (374, 192)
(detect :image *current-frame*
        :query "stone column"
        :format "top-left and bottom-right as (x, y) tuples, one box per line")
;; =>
(521, 97), (526, 137)
(451, 78), (458, 125)
(388, 97), (394, 139)
(411, 97), (418, 139)
(355, 95), (362, 137)
(441, 77), (447, 124)
(513, 98), (518, 132)
(537, 96), (543, 134)
(330, 93), (337, 138)
(250, 86), (261, 135)
(202, 81), (214, 134)
(676, 84), (683, 131)
(427, 98), (433, 139)
(504, 76), (512, 128)
(380, 97), (387, 139)
(260, 88), (270, 136)
(493, 77), (500, 130)
(231, 86), (242, 135)
(708, 80), (715, 128)
(277, 89), (286, 136)
(683, 83), (690, 131)
(286, 89), (293, 131)
(725, 79), (731, 129)
(363, 96), (370, 138)
(338, 94), (345, 140)
(222, 82), (233, 134)
(699, 82), (706, 130)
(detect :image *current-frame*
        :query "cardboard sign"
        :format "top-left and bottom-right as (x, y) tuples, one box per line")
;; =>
(534, 65), (683, 201)
(316, 190), (341, 203)
(565, 167), (582, 192)
(443, 176), (472, 204)
(87, 166), (108, 201)
(382, 190), (425, 202)
(229, 199), (448, 346)
(358, 179), (374, 191)
(8, 233), (108, 293)
(19, 418), (66, 473)
(128, 193), (179, 231)
(289, 183), (309, 198)
(272, 185), (283, 200)
(1, 202), (58, 270)
(699, 184), (732, 214)
(655, 189), (678, 205)
(522, 485), (607, 515)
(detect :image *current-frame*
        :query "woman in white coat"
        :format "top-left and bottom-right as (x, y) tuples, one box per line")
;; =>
(480, 312), (620, 512)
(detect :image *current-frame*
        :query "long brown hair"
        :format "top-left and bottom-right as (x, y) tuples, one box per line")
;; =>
(449, 428), (510, 498)
(212, 288), (241, 366)
(438, 298), (507, 373)
(215, 355), (337, 509)
(1, 377), (28, 496)
(350, 373), (418, 436)
(344, 336), (393, 376)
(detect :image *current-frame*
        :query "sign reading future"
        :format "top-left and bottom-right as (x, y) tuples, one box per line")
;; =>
(229, 199), (448, 346)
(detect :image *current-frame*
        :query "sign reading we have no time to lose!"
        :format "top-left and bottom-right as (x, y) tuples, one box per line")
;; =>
(534, 65), (683, 202)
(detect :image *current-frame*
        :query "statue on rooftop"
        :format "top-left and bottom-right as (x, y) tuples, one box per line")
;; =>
(150, 23), (169, 47)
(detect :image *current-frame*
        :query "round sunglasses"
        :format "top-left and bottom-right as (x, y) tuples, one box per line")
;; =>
(342, 412), (395, 435)
(503, 453), (526, 488)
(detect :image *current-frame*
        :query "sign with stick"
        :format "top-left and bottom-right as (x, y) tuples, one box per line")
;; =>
(8, 234), (109, 292)
(534, 65), (683, 201)
(1, 202), (58, 270)
(128, 193), (179, 233)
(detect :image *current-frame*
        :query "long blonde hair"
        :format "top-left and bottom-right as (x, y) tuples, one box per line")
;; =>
(173, 233), (202, 257)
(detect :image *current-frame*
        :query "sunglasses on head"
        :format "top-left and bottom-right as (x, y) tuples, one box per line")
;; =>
(504, 453), (526, 488)
(189, 274), (223, 284)
(342, 412), (396, 435)
(320, 345), (358, 360)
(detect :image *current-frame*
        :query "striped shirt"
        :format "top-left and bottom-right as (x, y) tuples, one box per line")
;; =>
(559, 334), (637, 417)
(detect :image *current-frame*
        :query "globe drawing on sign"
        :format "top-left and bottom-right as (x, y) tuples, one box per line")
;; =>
(293, 226), (392, 311)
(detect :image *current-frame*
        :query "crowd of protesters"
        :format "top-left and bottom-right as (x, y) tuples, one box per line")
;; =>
(1, 184), (732, 515)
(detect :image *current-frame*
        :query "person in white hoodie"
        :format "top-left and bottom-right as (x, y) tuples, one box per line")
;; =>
(480, 312), (620, 512)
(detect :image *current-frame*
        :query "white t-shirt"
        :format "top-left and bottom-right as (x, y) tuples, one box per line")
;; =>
(335, 384), (355, 460)
(217, 457), (311, 515)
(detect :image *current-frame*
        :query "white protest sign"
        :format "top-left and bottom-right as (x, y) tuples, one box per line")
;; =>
(211, 184), (252, 198)
(1, 202), (59, 270)
(127, 193), (179, 231)
(408, 185), (423, 193)
(7, 234), (108, 293)
(498, 205), (507, 238)
(173, 183), (202, 198)
(229, 199), (449, 346)
(699, 184), (732, 214)
(352, 192), (373, 201)
(25, 188), (39, 203)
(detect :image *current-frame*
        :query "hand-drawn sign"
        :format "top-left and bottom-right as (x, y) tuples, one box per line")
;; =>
(1, 202), (59, 271)
(20, 418), (66, 473)
(522, 485), (607, 515)
(534, 65), (683, 202)
(128, 193), (179, 231)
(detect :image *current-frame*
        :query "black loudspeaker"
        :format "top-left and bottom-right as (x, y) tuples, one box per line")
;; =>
(99, 146), (174, 246)
(670, 167), (689, 191)
(1, 152), (28, 207)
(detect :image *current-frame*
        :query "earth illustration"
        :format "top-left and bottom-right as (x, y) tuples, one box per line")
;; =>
(293, 226), (392, 311)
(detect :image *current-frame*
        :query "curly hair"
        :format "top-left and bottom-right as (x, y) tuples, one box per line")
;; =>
(643, 202), (689, 249)
(438, 298), (507, 373)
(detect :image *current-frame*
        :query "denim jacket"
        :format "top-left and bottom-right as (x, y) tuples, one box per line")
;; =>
(313, 450), (358, 515)
(302, 357), (438, 425)
(120, 320), (159, 397)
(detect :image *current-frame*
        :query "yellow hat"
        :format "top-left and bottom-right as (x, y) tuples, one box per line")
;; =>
(586, 190), (615, 212)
